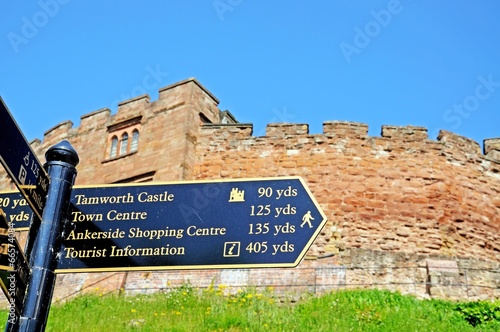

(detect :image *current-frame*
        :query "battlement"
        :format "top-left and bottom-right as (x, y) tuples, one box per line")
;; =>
(381, 125), (428, 140)
(41, 78), (220, 143)
(484, 138), (500, 161)
(158, 77), (219, 105)
(37, 76), (497, 165)
(115, 94), (150, 122)
(324, 121), (368, 138)
(200, 121), (498, 164)
(44, 120), (73, 142)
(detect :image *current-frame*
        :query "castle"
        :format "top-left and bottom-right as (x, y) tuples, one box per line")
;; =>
(1, 78), (499, 302)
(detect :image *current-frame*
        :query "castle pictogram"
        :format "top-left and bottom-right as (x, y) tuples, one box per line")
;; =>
(228, 188), (245, 202)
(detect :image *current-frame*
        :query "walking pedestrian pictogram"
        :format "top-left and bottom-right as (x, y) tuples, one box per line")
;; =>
(300, 211), (314, 228)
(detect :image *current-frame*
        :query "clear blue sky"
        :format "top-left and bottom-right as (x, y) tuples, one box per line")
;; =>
(1, 1), (499, 150)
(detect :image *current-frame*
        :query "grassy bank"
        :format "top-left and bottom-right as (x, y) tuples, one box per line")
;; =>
(2, 285), (499, 331)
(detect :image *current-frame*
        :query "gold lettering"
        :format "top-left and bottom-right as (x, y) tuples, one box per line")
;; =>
(63, 246), (107, 258)
(186, 225), (226, 236)
(128, 227), (184, 240)
(74, 193), (134, 205)
(66, 228), (125, 240)
(109, 244), (185, 257)
(107, 210), (147, 221)
(137, 191), (175, 203)
(71, 211), (103, 222)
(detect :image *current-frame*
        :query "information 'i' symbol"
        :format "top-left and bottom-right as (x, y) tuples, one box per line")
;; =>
(228, 243), (237, 255)
(224, 242), (240, 257)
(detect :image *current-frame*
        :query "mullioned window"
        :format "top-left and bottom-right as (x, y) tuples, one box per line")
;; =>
(105, 116), (142, 160)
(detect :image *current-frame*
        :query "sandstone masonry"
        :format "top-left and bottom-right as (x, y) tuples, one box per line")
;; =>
(1, 78), (499, 302)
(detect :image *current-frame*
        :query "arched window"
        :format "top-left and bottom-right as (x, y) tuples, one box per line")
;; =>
(110, 136), (118, 158)
(120, 132), (128, 156)
(130, 130), (139, 153)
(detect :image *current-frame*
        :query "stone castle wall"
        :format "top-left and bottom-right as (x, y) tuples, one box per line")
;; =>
(195, 122), (500, 262)
(1, 78), (499, 303)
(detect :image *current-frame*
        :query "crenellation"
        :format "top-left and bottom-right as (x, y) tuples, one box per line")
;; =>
(437, 130), (484, 168)
(43, 120), (73, 143)
(116, 94), (149, 122)
(157, 78), (220, 125)
(486, 150), (500, 162)
(323, 121), (368, 138)
(79, 108), (111, 131)
(437, 130), (482, 155)
(381, 125), (428, 140)
(205, 121), (494, 161)
(159, 77), (219, 105)
(265, 123), (309, 137)
(484, 138), (500, 154)
(29, 138), (41, 150)
(201, 123), (253, 140)
(158, 82), (191, 109)
(483, 138), (500, 162)
(220, 110), (238, 124)
(117, 94), (150, 108)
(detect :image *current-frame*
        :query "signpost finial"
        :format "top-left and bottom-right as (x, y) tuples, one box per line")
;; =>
(45, 140), (79, 167)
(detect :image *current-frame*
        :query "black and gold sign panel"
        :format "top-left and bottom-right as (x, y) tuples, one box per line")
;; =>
(0, 177), (327, 272)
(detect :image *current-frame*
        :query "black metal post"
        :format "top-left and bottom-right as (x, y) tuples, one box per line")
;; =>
(15, 141), (79, 332)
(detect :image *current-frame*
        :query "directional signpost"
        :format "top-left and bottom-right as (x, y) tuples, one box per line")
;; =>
(0, 192), (33, 230)
(1, 177), (327, 272)
(0, 209), (29, 316)
(57, 177), (326, 272)
(0, 97), (49, 221)
(0, 97), (328, 332)
(0, 97), (49, 331)
(0, 98), (78, 332)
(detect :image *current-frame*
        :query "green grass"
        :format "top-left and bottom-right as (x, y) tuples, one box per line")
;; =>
(1, 285), (499, 331)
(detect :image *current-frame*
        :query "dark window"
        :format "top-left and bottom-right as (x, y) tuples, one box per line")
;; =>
(110, 136), (118, 158)
(131, 130), (139, 153)
(120, 133), (129, 156)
